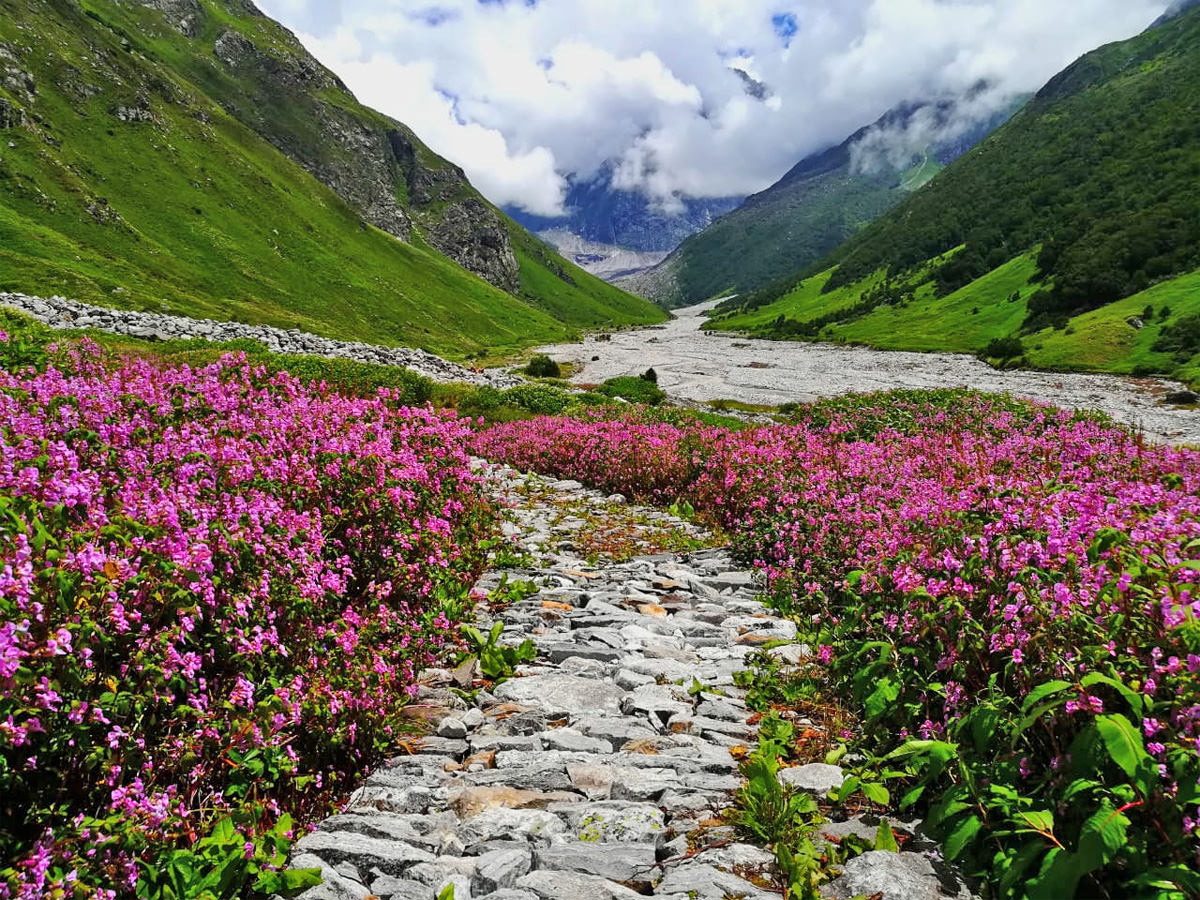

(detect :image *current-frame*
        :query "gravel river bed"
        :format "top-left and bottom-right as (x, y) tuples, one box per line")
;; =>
(537, 300), (1200, 444)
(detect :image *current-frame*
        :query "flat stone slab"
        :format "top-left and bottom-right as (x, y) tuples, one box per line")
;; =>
(821, 850), (978, 900)
(493, 674), (625, 717)
(779, 763), (846, 794)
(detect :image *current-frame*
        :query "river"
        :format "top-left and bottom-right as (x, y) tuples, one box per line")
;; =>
(537, 300), (1200, 444)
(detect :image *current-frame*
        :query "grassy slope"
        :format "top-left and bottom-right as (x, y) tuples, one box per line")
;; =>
(1025, 269), (1200, 380)
(0, 0), (659, 359)
(712, 252), (1200, 381)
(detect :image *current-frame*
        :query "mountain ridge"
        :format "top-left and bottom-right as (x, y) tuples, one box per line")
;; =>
(0, 0), (665, 358)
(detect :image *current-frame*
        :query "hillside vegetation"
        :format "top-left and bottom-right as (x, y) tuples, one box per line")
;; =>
(0, 0), (664, 359)
(628, 98), (1017, 308)
(711, 7), (1200, 381)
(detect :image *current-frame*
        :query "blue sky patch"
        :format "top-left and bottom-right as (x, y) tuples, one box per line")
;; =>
(771, 12), (798, 47)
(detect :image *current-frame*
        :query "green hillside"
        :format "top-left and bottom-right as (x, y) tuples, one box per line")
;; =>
(629, 98), (1015, 308)
(712, 6), (1200, 380)
(0, 0), (664, 359)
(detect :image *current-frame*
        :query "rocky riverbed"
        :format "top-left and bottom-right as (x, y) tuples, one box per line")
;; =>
(537, 300), (1200, 444)
(291, 463), (977, 900)
(0, 293), (521, 389)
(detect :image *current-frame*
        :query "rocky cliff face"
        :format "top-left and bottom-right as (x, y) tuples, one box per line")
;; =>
(134, 0), (520, 291)
(507, 164), (742, 256)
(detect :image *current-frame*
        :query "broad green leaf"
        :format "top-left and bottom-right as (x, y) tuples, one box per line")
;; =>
(944, 814), (983, 860)
(861, 781), (891, 806)
(1082, 673), (1144, 718)
(836, 775), (862, 802)
(1021, 680), (1073, 714)
(1094, 714), (1149, 781)
(864, 675), (901, 719)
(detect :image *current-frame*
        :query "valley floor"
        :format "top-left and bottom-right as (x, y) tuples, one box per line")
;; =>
(536, 301), (1200, 444)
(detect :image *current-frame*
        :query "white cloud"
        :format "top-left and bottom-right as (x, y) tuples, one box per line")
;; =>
(257, 0), (1170, 213)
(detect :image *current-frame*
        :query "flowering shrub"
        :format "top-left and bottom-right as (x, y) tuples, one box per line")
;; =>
(475, 394), (1200, 898)
(1, 343), (493, 898)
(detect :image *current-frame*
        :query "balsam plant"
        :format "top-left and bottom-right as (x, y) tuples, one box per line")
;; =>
(0, 338), (495, 898)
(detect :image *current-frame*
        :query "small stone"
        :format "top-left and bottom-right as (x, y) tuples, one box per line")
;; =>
(472, 847), (532, 894)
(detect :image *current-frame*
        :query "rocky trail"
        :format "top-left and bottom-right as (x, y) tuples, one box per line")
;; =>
(0, 293), (521, 389)
(289, 464), (978, 900)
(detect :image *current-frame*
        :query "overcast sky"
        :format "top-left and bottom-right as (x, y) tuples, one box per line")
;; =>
(256, 0), (1168, 216)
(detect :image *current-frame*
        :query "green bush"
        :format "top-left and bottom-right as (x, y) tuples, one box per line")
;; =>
(524, 353), (561, 378)
(982, 336), (1026, 361)
(500, 384), (574, 415)
(596, 376), (667, 406)
(1153, 314), (1200, 361)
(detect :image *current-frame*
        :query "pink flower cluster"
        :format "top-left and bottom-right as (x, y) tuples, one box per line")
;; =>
(475, 398), (1200, 870)
(1, 348), (492, 898)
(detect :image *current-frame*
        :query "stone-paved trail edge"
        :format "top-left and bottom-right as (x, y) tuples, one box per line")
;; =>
(288, 462), (977, 900)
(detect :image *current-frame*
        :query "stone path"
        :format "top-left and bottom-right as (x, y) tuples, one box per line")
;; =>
(289, 464), (977, 900)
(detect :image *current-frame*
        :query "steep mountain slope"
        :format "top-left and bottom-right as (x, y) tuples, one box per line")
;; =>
(711, 7), (1200, 381)
(627, 97), (1019, 307)
(0, 0), (664, 358)
(506, 164), (740, 281)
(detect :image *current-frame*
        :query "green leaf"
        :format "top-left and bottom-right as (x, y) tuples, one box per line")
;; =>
(944, 814), (983, 861)
(861, 781), (891, 806)
(875, 820), (899, 853)
(824, 743), (848, 766)
(1021, 680), (1074, 714)
(1015, 810), (1054, 834)
(836, 775), (862, 802)
(864, 675), (901, 720)
(1094, 714), (1149, 781)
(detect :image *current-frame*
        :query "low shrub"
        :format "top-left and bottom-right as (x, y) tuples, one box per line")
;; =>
(982, 335), (1026, 361)
(596, 376), (667, 406)
(523, 354), (561, 379)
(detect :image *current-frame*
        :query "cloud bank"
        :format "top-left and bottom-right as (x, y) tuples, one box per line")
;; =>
(256, 0), (1168, 216)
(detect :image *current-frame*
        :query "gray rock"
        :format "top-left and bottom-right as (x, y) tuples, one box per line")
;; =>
(534, 842), (658, 885)
(288, 852), (373, 900)
(368, 874), (428, 900)
(553, 800), (666, 844)
(514, 870), (645, 900)
(821, 850), (979, 900)
(458, 808), (566, 847)
(493, 674), (625, 717)
(472, 848), (532, 894)
(779, 763), (845, 794)
(656, 862), (774, 899)
(538, 728), (612, 754)
(292, 832), (435, 878)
